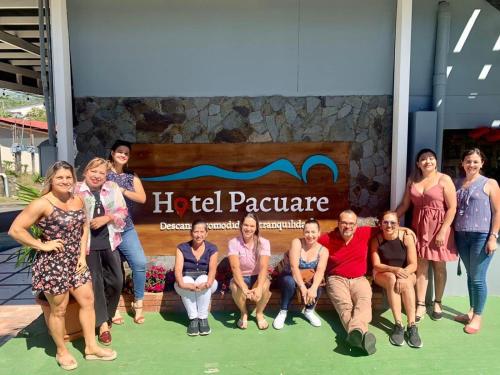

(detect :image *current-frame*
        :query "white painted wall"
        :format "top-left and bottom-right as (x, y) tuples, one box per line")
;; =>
(67, 0), (396, 97)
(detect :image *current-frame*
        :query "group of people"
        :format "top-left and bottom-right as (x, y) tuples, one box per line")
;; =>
(9, 140), (147, 370)
(171, 147), (499, 356)
(8, 145), (499, 368)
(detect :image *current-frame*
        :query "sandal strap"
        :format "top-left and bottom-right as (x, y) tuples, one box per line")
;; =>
(434, 300), (442, 304)
(417, 301), (426, 306)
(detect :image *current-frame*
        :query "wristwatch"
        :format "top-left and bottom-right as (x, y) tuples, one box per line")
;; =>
(490, 232), (499, 239)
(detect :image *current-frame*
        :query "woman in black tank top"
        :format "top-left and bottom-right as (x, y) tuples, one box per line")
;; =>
(369, 211), (423, 348)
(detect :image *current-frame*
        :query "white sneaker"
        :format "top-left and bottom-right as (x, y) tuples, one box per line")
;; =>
(273, 310), (288, 330)
(303, 309), (322, 327)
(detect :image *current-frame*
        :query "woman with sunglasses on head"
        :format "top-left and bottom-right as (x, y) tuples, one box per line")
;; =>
(9, 161), (117, 370)
(370, 211), (422, 348)
(228, 212), (272, 330)
(453, 148), (500, 334)
(107, 140), (147, 325)
(75, 158), (128, 346)
(396, 148), (457, 322)
(273, 218), (328, 330)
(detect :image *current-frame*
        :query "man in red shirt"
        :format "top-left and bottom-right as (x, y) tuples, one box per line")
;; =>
(318, 210), (378, 355)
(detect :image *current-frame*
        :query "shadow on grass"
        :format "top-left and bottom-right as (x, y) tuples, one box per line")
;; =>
(159, 310), (191, 329)
(316, 310), (366, 357)
(371, 308), (393, 335)
(18, 315), (56, 357)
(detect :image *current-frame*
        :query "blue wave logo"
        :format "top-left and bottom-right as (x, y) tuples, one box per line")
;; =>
(142, 154), (338, 183)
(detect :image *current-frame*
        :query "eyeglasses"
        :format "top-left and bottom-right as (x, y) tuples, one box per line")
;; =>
(382, 220), (398, 226)
(340, 221), (356, 227)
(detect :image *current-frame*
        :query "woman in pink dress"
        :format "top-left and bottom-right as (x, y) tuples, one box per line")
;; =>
(396, 148), (457, 322)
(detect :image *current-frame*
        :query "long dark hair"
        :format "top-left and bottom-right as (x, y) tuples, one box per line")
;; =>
(411, 148), (438, 182)
(461, 148), (486, 163)
(109, 139), (134, 174)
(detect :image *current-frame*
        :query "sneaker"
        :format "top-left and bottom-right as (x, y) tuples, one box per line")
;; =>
(273, 310), (288, 330)
(303, 309), (322, 327)
(362, 331), (377, 355)
(406, 324), (423, 348)
(346, 328), (363, 349)
(389, 323), (405, 346)
(187, 318), (199, 336)
(198, 318), (211, 335)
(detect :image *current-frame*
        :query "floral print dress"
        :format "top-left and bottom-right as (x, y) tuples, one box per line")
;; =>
(31, 203), (92, 295)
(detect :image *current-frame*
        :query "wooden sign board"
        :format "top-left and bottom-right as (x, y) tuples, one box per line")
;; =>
(129, 142), (350, 255)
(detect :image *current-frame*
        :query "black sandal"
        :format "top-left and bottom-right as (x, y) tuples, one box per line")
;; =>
(431, 300), (443, 321)
(416, 302), (426, 323)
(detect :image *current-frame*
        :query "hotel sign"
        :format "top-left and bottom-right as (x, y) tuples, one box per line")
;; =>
(129, 142), (349, 254)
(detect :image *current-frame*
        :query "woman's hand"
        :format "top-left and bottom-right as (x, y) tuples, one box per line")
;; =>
(394, 278), (409, 294)
(305, 287), (317, 305)
(486, 237), (497, 255)
(90, 216), (110, 230)
(394, 267), (409, 279)
(76, 256), (88, 275)
(39, 239), (64, 252)
(435, 229), (447, 247)
(181, 283), (197, 291)
(249, 287), (262, 302)
(195, 282), (210, 291)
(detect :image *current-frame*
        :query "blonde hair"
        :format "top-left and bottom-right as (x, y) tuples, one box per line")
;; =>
(82, 157), (111, 176)
(41, 161), (76, 195)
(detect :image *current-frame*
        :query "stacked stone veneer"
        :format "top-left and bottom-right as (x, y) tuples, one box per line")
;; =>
(74, 95), (392, 216)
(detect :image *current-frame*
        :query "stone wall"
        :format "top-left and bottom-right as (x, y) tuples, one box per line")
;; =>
(74, 95), (392, 216)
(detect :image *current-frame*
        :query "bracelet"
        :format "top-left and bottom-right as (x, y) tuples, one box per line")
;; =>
(490, 232), (499, 239)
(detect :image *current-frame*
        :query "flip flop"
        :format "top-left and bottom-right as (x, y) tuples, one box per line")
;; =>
(257, 319), (269, 330)
(237, 318), (248, 330)
(56, 354), (78, 371)
(85, 350), (118, 361)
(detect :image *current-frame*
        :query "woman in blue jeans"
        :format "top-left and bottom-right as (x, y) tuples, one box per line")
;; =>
(107, 140), (147, 324)
(454, 148), (499, 334)
(273, 219), (328, 330)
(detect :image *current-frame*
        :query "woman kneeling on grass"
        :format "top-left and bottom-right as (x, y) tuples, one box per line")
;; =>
(370, 210), (423, 348)
(174, 219), (218, 336)
(228, 212), (272, 330)
(9, 161), (117, 371)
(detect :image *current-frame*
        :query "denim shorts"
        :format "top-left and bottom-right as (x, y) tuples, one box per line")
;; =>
(241, 275), (259, 288)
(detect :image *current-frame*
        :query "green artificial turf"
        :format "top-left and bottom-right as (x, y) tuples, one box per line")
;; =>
(1, 297), (499, 375)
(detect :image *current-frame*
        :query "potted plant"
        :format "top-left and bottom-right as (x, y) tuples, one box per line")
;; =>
(15, 183), (83, 342)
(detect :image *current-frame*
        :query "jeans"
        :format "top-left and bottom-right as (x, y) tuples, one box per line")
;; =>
(118, 226), (147, 300)
(455, 231), (494, 315)
(279, 273), (321, 310)
(174, 275), (218, 319)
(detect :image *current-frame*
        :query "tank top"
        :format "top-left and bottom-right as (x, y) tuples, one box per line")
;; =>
(455, 175), (491, 233)
(376, 232), (408, 268)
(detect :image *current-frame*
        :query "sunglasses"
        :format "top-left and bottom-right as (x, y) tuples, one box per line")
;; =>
(381, 220), (398, 226)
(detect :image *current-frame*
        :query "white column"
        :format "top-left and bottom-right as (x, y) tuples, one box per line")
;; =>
(50, 0), (74, 164)
(390, 0), (412, 210)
